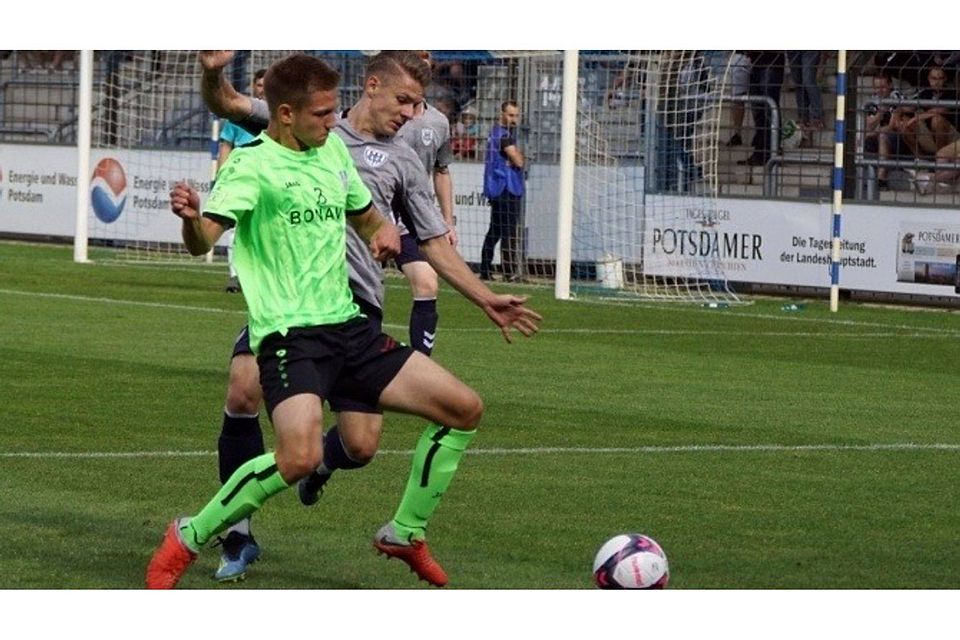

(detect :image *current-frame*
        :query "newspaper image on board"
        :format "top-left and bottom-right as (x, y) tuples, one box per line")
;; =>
(895, 223), (960, 288)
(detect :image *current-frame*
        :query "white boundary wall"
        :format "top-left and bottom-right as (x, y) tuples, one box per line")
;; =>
(2, 142), (959, 298)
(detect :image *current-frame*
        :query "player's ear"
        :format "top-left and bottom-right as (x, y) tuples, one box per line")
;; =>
(367, 74), (381, 94)
(276, 103), (294, 125)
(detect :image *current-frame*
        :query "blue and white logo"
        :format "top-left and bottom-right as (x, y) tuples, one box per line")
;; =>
(363, 146), (389, 169)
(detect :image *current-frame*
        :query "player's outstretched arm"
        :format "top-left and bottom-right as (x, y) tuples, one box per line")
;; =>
(198, 50), (253, 120)
(348, 206), (401, 261)
(169, 182), (226, 256)
(420, 236), (542, 343)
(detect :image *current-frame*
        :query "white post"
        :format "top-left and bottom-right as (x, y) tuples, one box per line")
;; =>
(554, 49), (579, 300)
(73, 50), (93, 263)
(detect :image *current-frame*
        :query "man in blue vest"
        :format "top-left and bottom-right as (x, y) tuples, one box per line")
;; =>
(480, 101), (525, 282)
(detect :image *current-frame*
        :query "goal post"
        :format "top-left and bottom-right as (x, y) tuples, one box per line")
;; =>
(552, 50), (744, 304)
(554, 49), (579, 301)
(73, 49), (93, 264)
(72, 50), (302, 264)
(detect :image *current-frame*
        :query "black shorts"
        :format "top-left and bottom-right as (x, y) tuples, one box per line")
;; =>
(232, 325), (254, 359)
(257, 315), (413, 418)
(394, 233), (426, 269)
(330, 297), (386, 415)
(231, 296), (383, 358)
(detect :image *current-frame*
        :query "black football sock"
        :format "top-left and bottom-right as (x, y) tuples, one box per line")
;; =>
(320, 424), (369, 473)
(410, 297), (438, 356)
(218, 411), (265, 484)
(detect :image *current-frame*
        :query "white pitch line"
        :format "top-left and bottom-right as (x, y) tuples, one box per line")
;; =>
(0, 288), (953, 339)
(2, 442), (958, 459)
(0, 288), (246, 316)
(582, 297), (960, 336)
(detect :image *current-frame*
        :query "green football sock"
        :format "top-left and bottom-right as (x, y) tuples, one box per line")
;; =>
(391, 424), (476, 542)
(178, 452), (288, 552)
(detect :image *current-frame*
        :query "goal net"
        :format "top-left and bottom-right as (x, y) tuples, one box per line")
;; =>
(446, 50), (742, 304)
(558, 50), (742, 304)
(78, 49), (743, 305)
(85, 50), (300, 262)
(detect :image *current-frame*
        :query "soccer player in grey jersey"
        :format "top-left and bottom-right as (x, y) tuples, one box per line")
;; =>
(394, 64), (456, 357)
(399, 98), (455, 243)
(196, 49), (541, 586)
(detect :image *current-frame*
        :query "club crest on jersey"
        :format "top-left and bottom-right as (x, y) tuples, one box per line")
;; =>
(420, 128), (435, 146)
(363, 147), (389, 168)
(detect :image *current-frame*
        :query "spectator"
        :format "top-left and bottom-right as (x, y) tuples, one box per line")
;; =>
(912, 65), (960, 152)
(656, 51), (709, 192)
(738, 50), (785, 166)
(932, 51), (960, 84)
(431, 95), (458, 123)
(726, 51), (751, 146)
(934, 137), (960, 186)
(887, 101), (928, 158)
(705, 50), (750, 146)
(432, 57), (479, 108)
(787, 50), (825, 131)
(863, 73), (910, 189)
(704, 50), (750, 147)
(607, 68), (627, 108)
(874, 51), (928, 89)
(20, 50), (73, 72)
(451, 103), (479, 159)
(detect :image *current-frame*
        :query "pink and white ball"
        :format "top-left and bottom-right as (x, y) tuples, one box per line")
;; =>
(593, 533), (669, 589)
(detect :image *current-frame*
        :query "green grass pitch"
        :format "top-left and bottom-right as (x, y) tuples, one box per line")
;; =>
(1, 240), (958, 589)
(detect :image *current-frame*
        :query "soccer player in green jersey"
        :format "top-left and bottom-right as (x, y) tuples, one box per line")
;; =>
(145, 53), (539, 589)
(178, 50), (542, 588)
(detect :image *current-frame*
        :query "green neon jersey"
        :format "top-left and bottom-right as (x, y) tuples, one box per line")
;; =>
(205, 131), (373, 353)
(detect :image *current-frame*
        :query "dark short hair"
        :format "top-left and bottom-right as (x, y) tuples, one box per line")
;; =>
(253, 67), (267, 82)
(501, 100), (519, 112)
(264, 54), (340, 116)
(365, 50), (431, 89)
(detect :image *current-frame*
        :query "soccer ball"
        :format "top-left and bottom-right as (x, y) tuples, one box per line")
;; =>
(592, 533), (669, 589)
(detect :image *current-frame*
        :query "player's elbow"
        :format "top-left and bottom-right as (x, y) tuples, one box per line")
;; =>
(185, 242), (211, 257)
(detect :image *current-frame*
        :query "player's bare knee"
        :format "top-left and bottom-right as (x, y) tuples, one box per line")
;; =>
(413, 280), (438, 299)
(225, 382), (261, 415)
(346, 439), (378, 464)
(450, 392), (484, 429)
(276, 444), (323, 483)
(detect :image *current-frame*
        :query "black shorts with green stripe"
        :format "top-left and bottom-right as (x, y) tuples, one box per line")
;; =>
(256, 315), (413, 417)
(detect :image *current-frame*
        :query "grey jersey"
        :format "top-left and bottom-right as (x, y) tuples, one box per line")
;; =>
(334, 118), (449, 242)
(245, 98), (448, 310)
(397, 101), (452, 180)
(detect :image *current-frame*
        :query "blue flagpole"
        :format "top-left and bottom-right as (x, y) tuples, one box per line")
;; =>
(830, 50), (847, 313)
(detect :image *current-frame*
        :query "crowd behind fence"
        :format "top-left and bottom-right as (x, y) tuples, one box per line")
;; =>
(3, 50), (960, 207)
